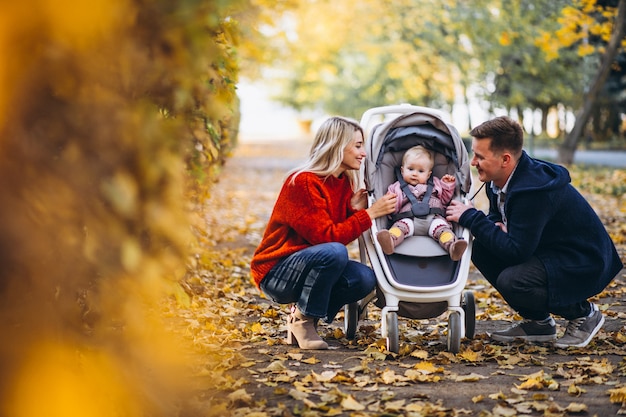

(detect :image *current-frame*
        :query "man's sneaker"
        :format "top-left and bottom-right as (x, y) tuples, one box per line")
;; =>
(555, 304), (604, 348)
(490, 318), (557, 343)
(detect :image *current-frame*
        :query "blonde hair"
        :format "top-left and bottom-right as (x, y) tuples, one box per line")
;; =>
(287, 116), (364, 188)
(402, 145), (434, 169)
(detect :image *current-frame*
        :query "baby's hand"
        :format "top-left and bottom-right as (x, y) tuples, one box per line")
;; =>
(441, 174), (456, 183)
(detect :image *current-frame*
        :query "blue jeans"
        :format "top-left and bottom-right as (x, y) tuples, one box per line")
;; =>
(259, 242), (376, 322)
(471, 241), (590, 320)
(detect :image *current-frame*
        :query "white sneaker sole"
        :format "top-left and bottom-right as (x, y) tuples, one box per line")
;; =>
(490, 333), (556, 343)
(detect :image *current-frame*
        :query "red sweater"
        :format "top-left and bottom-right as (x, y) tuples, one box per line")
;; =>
(250, 172), (372, 288)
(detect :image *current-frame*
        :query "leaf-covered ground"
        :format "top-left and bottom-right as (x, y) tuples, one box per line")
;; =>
(176, 138), (626, 417)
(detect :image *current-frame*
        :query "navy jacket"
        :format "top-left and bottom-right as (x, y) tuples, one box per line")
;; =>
(459, 151), (622, 308)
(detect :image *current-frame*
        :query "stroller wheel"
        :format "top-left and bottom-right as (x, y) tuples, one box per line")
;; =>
(447, 311), (462, 354)
(462, 291), (476, 339)
(385, 312), (399, 353)
(344, 302), (359, 339)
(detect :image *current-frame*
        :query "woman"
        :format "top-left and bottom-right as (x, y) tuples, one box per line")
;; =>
(250, 116), (397, 349)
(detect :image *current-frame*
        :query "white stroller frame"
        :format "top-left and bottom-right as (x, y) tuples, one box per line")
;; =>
(344, 104), (475, 353)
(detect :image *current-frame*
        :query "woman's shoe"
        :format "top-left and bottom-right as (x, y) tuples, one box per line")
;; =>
(286, 307), (328, 350)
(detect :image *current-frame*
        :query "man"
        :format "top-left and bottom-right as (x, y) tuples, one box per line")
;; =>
(446, 116), (622, 348)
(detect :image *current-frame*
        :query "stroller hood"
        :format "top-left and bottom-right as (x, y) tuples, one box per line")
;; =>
(365, 111), (471, 197)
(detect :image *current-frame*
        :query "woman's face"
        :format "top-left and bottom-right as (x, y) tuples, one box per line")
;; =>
(337, 130), (366, 175)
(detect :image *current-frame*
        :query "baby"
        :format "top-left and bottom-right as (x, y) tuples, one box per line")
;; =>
(376, 145), (467, 260)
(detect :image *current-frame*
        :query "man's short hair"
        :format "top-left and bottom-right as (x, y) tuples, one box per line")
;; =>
(469, 116), (523, 156)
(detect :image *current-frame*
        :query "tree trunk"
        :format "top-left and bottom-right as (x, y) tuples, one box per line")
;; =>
(557, 0), (626, 164)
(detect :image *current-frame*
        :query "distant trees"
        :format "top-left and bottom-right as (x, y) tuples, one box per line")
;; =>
(257, 0), (625, 158)
(546, 0), (626, 163)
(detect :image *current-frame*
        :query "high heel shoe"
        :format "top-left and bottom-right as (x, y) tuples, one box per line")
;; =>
(286, 306), (328, 350)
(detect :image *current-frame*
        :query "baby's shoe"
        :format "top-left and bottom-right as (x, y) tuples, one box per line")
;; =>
(438, 230), (467, 261)
(376, 226), (405, 255)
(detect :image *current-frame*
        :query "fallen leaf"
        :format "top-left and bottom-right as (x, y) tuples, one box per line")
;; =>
(609, 386), (626, 403)
(565, 402), (588, 413)
(341, 395), (365, 411)
(455, 372), (488, 382)
(472, 394), (485, 403)
(227, 388), (253, 405)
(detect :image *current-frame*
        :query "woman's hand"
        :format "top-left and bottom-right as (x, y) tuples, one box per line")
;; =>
(366, 192), (397, 220)
(351, 189), (368, 210)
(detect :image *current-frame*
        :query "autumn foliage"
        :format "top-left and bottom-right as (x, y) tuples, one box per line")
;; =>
(0, 1), (241, 415)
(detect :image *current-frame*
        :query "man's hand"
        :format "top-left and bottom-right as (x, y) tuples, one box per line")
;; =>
(446, 199), (473, 223)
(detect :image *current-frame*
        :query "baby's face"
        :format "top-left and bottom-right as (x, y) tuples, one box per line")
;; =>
(401, 155), (432, 186)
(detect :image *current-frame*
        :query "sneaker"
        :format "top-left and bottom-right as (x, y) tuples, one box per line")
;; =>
(555, 304), (604, 348)
(490, 318), (556, 343)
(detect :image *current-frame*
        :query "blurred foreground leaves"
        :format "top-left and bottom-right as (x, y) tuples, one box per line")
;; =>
(0, 1), (243, 416)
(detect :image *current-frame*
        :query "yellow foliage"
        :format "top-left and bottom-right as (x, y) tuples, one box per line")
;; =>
(6, 342), (142, 417)
(578, 42), (596, 57)
(0, 0), (246, 415)
(537, 0), (620, 59)
(499, 31), (512, 46)
(609, 386), (626, 403)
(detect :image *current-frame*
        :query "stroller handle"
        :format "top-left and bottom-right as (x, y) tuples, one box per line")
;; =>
(360, 103), (445, 129)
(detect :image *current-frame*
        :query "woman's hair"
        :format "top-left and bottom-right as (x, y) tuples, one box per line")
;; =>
(287, 116), (364, 188)
(469, 116), (523, 157)
(402, 145), (434, 169)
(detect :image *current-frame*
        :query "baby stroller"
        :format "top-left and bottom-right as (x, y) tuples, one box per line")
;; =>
(344, 104), (475, 353)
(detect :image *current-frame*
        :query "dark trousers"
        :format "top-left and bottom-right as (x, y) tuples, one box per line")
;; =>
(471, 241), (590, 320)
(260, 242), (376, 322)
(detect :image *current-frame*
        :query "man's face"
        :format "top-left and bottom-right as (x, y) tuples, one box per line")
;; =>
(470, 138), (507, 187)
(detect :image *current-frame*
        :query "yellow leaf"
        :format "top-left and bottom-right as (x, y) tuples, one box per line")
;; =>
(410, 349), (429, 359)
(226, 388), (253, 405)
(472, 394), (484, 403)
(567, 384), (587, 397)
(287, 352), (303, 361)
(312, 370), (337, 382)
(565, 402), (588, 413)
(492, 404), (517, 416)
(516, 377), (544, 391)
(333, 327), (345, 339)
(301, 356), (320, 364)
(412, 361), (444, 374)
(455, 373), (488, 382)
(384, 399), (406, 411)
(609, 386), (626, 403)
(288, 388), (309, 401)
(262, 361), (286, 372)
(250, 322), (265, 334)
(341, 395), (365, 411)
(459, 349), (483, 363)
(489, 391), (507, 400)
(380, 369), (401, 384)
(404, 369), (441, 383)
(499, 31), (512, 46)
